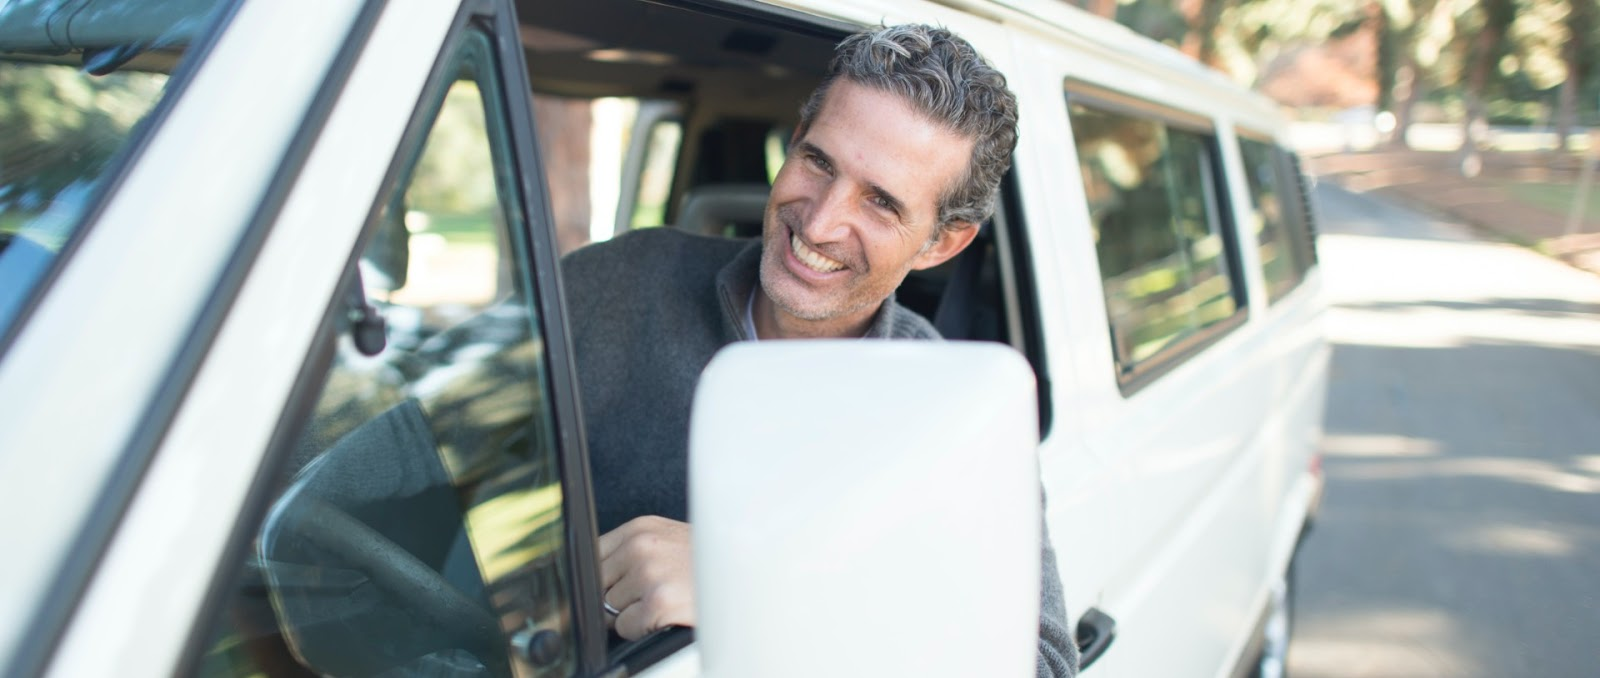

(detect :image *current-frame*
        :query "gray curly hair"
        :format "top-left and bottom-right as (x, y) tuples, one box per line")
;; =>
(797, 24), (1019, 232)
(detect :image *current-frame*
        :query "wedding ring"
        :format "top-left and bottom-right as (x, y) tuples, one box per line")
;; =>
(603, 598), (622, 616)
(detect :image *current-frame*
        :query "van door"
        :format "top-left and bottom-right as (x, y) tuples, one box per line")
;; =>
(38, 1), (625, 675)
(1006, 29), (1280, 677)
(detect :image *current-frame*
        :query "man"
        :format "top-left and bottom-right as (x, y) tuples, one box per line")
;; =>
(562, 24), (1078, 677)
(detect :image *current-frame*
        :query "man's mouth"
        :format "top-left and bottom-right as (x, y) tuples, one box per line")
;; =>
(791, 233), (845, 273)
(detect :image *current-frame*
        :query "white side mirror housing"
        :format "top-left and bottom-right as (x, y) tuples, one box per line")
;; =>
(690, 341), (1041, 678)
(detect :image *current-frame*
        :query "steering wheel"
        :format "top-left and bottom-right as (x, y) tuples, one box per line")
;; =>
(262, 495), (507, 676)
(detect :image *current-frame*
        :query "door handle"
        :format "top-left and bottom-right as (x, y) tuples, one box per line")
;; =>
(1074, 607), (1116, 670)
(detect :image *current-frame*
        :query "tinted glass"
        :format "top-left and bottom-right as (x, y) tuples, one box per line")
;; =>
(1069, 100), (1241, 378)
(195, 31), (576, 678)
(1239, 136), (1309, 304)
(0, 0), (228, 335)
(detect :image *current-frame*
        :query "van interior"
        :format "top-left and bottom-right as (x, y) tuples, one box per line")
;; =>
(515, 0), (1035, 355)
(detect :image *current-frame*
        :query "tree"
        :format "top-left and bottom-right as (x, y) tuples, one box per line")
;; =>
(1071, 0), (1120, 19)
(1556, 0), (1597, 151)
(0, 63), (166, 235)
(1189, 0), (1230, 70)
(1374, 0), (1461, 149)
(1113, 0), (1357, 85)
(1452, 0), (1515, 173)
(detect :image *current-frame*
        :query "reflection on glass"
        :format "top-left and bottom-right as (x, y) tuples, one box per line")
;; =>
(1239, 137), (1308, 304)
(196, 31), (575, 678)
(1070, 101), (1238, 371)
(0, 0), (226, 334)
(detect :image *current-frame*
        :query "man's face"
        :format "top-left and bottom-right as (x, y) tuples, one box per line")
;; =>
(758, 81), (977, 333)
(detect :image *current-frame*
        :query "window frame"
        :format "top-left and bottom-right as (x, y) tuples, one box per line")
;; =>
(1064, 81), (1250, 396)
(485, 0), (612, 671)
(995, 172), (1056, 438)
(175, 0), (611, 675)
(3, 1), (389, 676)
(1237, 128), (1318, 305)
(1281, 148), (1320, 268)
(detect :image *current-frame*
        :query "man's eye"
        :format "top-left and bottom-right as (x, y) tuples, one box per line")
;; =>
(806, 153), (831, 173)
(870, 196), (896, 214)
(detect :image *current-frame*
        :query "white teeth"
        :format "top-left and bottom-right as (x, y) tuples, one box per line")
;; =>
(791, 234), (844, 273)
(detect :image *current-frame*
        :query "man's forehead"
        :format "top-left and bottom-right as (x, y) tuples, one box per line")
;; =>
(802, 82), (973, 208)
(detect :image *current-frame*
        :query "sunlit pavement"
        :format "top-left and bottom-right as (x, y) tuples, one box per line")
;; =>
(1287, 184), (1600, 678)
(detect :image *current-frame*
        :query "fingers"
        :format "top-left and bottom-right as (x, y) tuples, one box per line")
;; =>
(596, 517), (638, 561)
(598, 516), (654, 592)
(608, 570), (695, 640)
(596, 516), (696, 640)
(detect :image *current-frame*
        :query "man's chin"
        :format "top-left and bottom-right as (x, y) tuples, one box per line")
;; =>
(762, 282), (833, 322)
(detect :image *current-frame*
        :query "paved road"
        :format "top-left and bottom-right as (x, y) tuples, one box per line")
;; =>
(1287, 184), (1600, 678)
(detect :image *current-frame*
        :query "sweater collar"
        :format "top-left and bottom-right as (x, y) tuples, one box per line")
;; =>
(714, 240), (902, 341)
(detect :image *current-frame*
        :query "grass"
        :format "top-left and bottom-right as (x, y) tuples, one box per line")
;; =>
(1496, 180), (1600, 223)
(418, 212), (495, 245)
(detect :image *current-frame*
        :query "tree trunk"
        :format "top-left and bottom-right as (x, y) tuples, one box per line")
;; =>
(1560, 0), (1598, 154)
(1376, 1), (1395, 113)
(532, 95), (594, 254)
(1556, 77), (1576, 154)
(1194, 0), (1229, 70)
(1379, 2), (1423, 151)
(1458, 0), (1513, 174)
(1390, 61), (1420, 149)
(1460, 89), (1485, 176)
(1082, 0), (1118, 19)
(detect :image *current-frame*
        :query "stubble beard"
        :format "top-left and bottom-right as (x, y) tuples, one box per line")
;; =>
(758, 206), (880, 323)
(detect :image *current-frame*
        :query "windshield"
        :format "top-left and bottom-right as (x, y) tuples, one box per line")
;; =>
(0, 0), (229, 338)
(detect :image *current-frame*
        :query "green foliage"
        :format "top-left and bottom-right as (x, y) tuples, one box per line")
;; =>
(0, 60), (166, 210)
(1115, 0), (1191, 49)
(405, 83), (496, 217)
(1104, 0), (1600, 128)
(1113, 0), (1365, 85)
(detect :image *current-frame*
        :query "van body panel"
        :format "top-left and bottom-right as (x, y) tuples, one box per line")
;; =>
(998, 10), (1325, 677)
(1, 0), (1329, 674)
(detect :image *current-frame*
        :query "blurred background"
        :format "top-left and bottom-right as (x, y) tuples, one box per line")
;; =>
(1061, 3), (1600, 678)
(4, 2), (1594, 676)
(1071, 0), (1600, 276)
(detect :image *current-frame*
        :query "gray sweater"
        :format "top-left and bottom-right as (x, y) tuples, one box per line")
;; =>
(562, 227), (1078, 677)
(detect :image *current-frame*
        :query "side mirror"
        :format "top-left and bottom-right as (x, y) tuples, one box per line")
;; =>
(689, 341), (1041, 678)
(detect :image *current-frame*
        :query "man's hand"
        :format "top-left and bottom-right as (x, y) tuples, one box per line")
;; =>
(598, 516), (696, 640)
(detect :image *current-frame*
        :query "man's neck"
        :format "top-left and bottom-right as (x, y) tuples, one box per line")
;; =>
(752, 290), (877, 340)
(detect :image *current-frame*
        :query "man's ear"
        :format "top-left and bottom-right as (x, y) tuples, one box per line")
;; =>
(910, 221), (980, 271)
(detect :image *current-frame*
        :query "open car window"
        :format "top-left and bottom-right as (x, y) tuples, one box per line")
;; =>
(196, 26), (577, 678)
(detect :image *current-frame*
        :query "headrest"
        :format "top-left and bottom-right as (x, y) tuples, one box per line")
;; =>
(677, 183), (770, 239)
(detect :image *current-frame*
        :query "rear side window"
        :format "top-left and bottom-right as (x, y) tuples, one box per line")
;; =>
(1067, 90), (1245, 391)
(1238, 135), (1316, 303)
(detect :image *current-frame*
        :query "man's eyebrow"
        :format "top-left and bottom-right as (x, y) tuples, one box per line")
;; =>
(795, 140), (831, 165)
(866, 182), (906, 217)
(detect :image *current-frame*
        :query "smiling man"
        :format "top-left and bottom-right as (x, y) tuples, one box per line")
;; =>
(754, 78), (978, 339)
(561, 24), (1078, 677)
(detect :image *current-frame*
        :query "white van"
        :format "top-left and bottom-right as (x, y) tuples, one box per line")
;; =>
(0, 0), (1326, 677)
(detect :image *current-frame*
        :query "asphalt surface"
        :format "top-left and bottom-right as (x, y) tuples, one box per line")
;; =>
(1287, 183), (1600, 678)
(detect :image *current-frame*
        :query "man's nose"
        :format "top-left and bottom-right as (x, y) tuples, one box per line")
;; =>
(799, 181), (855, 243)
